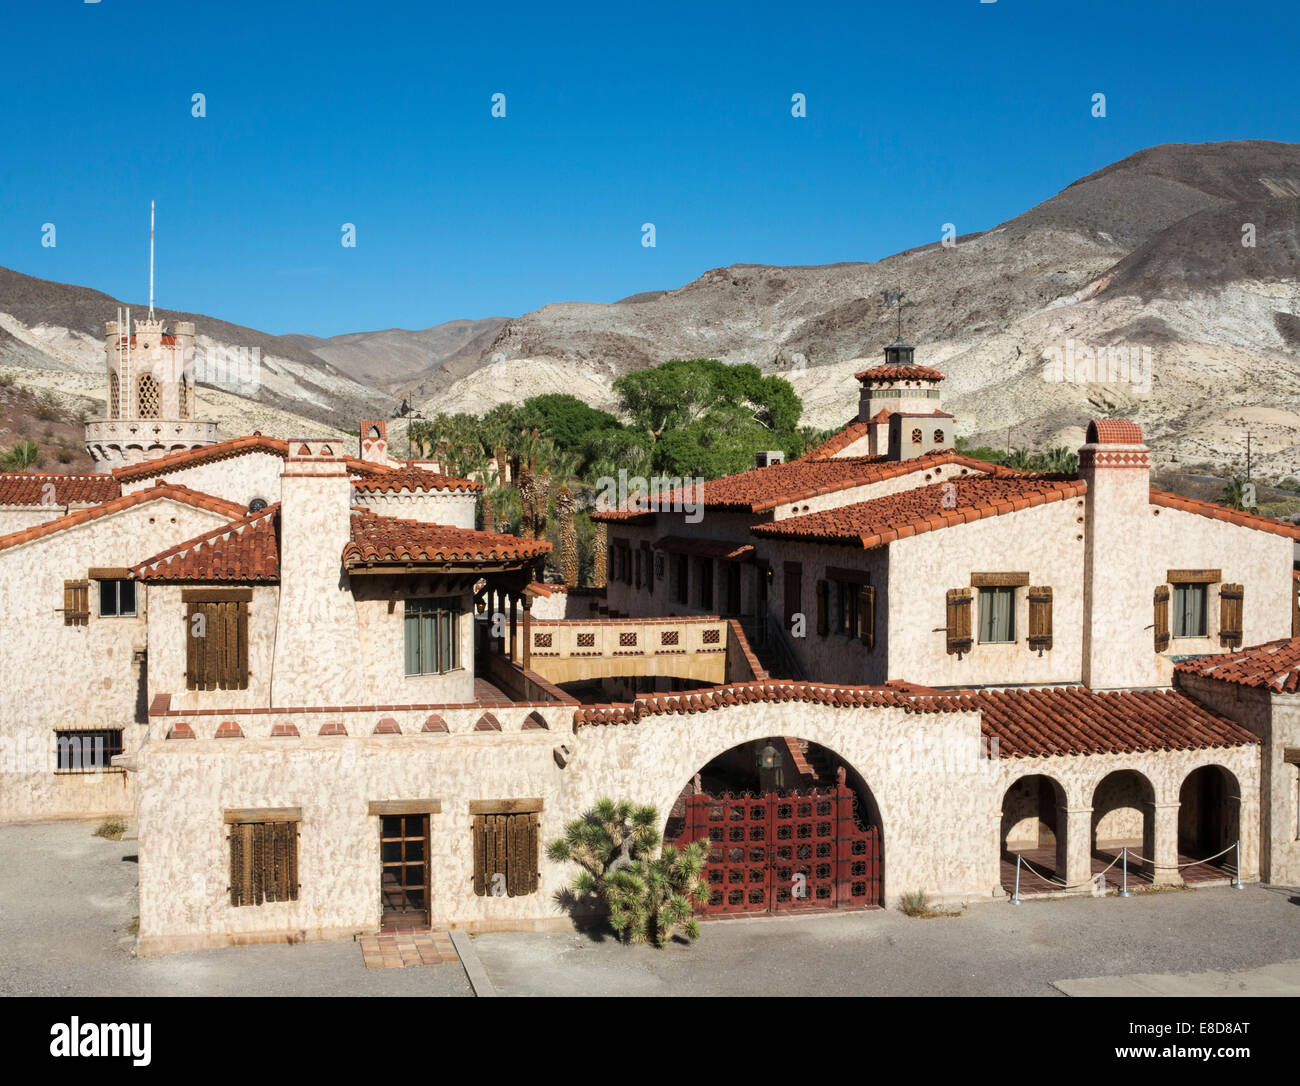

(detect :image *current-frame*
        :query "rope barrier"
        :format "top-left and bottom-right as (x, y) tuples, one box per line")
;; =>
(1124, 843), (1237, 870)
(1014, 851), (1121, 891)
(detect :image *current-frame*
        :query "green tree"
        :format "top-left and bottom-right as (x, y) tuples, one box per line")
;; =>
(547, 798), (709, 947)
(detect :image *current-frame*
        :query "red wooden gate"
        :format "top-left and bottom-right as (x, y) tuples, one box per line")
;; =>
(677, 784), (881, 915)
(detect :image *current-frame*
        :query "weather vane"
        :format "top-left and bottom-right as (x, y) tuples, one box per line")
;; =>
(880, 288), (916, 342)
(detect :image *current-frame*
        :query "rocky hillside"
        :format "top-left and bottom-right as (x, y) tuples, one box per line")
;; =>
(418, 140), (1300, 478)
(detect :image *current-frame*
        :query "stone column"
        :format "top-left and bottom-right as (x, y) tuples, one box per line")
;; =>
(522, 596), (532, 671)
(1149, 800), (1181, 886)
(1062, 804), (1094, 890)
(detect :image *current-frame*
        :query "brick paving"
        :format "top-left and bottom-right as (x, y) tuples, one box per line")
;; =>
(359, 930), (458, 969)
(1001, 843), (1238, 896)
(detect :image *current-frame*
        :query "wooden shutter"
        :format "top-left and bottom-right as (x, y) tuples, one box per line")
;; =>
(229, 820), (299, 907)
(472, 812), (539, 897)
(1027, 586), (1053, 652)
(1153, 585), (1170, 651)
(945, 589), (972, 656)
(63, 579), (89, 626)
(187, 600), (249, 690)
(815, 580), (828, 636)
(859, 584), (875, 649)
(1219, 584), (1243, 647)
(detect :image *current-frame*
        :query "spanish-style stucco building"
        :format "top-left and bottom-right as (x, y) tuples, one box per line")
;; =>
(1, 319), (1296, 954)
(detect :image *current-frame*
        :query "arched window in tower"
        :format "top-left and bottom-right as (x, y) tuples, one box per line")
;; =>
(137, 374), (161, 419)
(911, 427), (923, 445)
(108, 373), (120, 420)
(933, 429), (945, 445)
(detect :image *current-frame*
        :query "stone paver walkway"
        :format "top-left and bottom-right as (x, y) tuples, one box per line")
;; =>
(359, 930), (457, 969)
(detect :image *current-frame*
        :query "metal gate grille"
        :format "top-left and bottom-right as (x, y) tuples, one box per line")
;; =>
(678, 784), (881, 915)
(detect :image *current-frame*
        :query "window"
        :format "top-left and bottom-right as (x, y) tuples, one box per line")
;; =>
(698, 558), (714, 610)
(1173, 583), (1208, 638)
(933, 429), (945, 445)
(98, 579), (137, 617)
(136, 373), (160, 419)
(405, 597), (460, 676)
(62, 579), (89, 627)
(471, 801), (540, 897)
(226, 811), (300, 907)
(185, 591), (249, 690)
(835, 580), (859, 638)
(911, 427), (923, 445)
(55, 729), (123, 773)
(978, 586), (1016, 643)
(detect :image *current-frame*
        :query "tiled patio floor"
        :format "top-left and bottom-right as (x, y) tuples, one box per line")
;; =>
(359, 930), (458, 969)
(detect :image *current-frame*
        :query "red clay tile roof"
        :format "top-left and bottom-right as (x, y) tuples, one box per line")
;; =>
(855, 363), (946, 381)
(751, 473), (1085, 548)
(591, 450), (996, 521)
(110, 434), (395, 483)
(652, 536), (755, 560)
(342, 512), (551, 568)
(574, 681), (935, 726)
(1149, 490), (1300, 540)
(802, 421), (871, 460)
(132, 503), (280, 582)
(352, 466), (482, 494)
(1087, 419), (1144, 444)
(0, 473), (120, 506)
(923, 686), (1257, 758)
(573, 681), (1255, 757)
(1174, 638), (1300, 693)
(0, 481), (247, 554)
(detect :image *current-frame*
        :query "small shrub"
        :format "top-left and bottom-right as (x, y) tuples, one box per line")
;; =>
(898, 889), (963, 919)
(33, 395), (59, 422)
(94, 818), (126, 840)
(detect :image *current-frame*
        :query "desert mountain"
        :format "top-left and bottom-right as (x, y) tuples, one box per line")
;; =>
(415, 140), (1300, 477)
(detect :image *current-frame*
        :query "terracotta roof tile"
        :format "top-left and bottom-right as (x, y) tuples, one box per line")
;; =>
(592, 450), (997, 521)
(352, 466), (482, 494)
(1174, 637), (1300, 694)
(342, 512), (551, 568)
(1149, 489), (1300, 540)
(132, 503), (280, 583)
(751, 473), (1085, 548)
(802, 420), (870, 460)
(1087, 419), (1144, 445)
(855, 363), (946, 381)
(922, 686), (1256, 758)
(0, 473), (120, 506)
(0, 481), (247, 554)
(111, 433), (394, 483)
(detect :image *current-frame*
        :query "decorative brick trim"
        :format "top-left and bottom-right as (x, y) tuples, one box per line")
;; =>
(270, 723), (300, 737)
(522, 711), (548, 730)
(214, 721), (244, 739)
(374, 717), (402, 734)
(422, 714), (449, 733)
(318, 722), (348, 736)
(167, 722), (195, 740)
(474, 712), (501, 731)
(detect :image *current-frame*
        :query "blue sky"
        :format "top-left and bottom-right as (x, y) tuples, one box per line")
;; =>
(1, 0), (1296, 336)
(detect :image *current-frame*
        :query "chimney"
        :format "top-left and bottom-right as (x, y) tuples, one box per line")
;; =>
(755, 450), (784, 468)
(1079, 419), (1153, 690)
(360, 420), (389, 464)
(270, 439), (363, 705)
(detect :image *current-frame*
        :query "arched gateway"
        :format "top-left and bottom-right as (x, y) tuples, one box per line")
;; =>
(665, 737), (883, 915)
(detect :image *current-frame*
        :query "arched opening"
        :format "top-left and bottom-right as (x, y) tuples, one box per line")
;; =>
(665, 737), (883, 915)
(108, 372), (120, 419)
(1178, 765), (1241, 881)
(1000, 774), (1065, 895)
(1091, 770), (1155, 888)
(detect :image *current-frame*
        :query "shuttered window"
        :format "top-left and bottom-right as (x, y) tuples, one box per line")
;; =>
(833, 580), (860, 638)
(98, 579), (137, 618)
(405, 597), (459, 676)
(858, 584), (875, 650)
(978, 586), (1016, 643)
(63, 579), (89, 626)
(946, 589), (972, 656)
(471, 811), (539, 897)
(227, 816), (299, 907)
(1219, 584), (1243, 648)
(1027, 586), (1053, 652)
(1153, 585), (1171, 651)
(1173, 582), (1208, 638)
(185, 598), (249, 690)
(815, 579), (829, 636)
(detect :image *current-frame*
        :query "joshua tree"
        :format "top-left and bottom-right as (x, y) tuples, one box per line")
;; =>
(547, 798), (709, 947)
